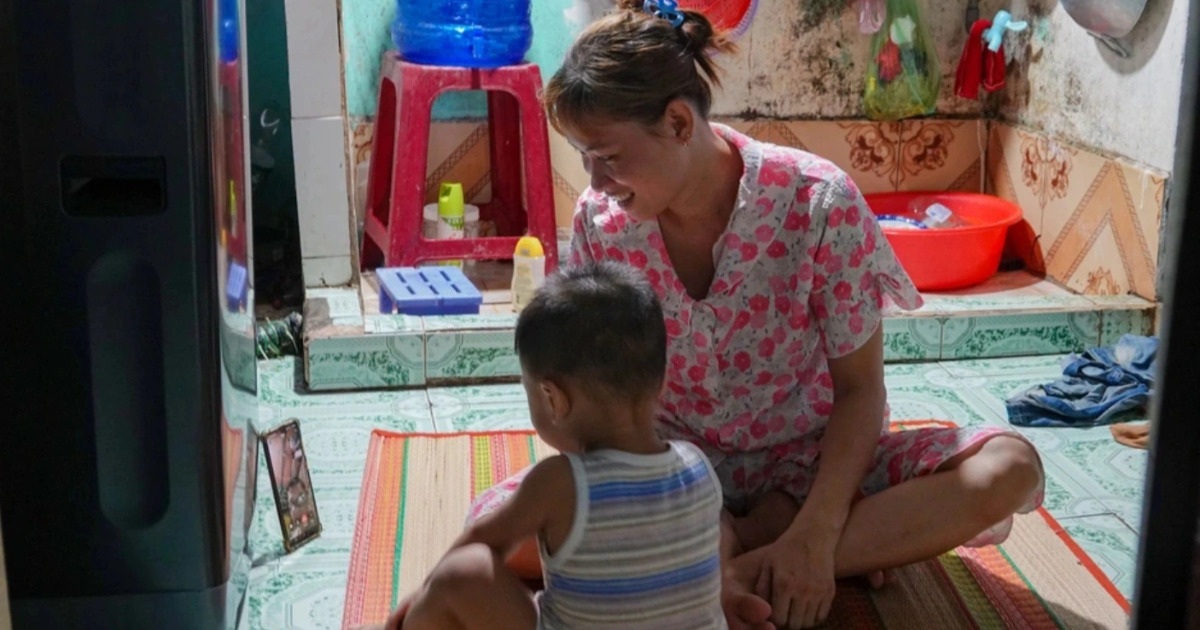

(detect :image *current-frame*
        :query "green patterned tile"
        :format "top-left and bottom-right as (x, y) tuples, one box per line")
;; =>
(940, 311), (1101, 360)
(884, 362), (948, 379)
(425, 330), (520, 381)
(919, 292), (1094, 315)
(306, 334), (426, 390)
(882, 362), (1012, 428)
(1047, 431), (1148, 533)
(1099, 308), (1156, 347)
(245, 568), (349, 630)
(428, 384), (532, 432)
(259, 358), (431, 414)
(1037, 457), (1113, 520)
(939, 354), (1066, 378)
(956, 371), (1149, 534)
(363, 313), (423, 334)
(421, 313), (518, 331)
(1060, 514), (1140, 599)
(915, 273), (1094, 315)
(882, 317), (942, 362)
(306, 287), (364, 327)
(1085, 294), (1156, 309)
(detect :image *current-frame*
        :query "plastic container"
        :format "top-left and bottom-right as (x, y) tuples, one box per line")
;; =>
(422, 203), (480, 240)
(392, 0), (532, 68)
(511, 236), (545, 313)
(423, 201), (481, 270)
(865, 192), (1023, 291)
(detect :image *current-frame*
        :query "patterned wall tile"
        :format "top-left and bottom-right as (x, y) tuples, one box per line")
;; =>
(423, 122), (492, 205)
(425, 330), (521, 381)
(788, 120), (901, 194)
(987, 122), (1166, 299)
(306, 334), (425, 390)
(347, 120), (493, 217)
(896, 119), (986, 193)
(882, 317), (942, 362)
(549, 126), (588, 230)
(987, 122), (1045, 275)
(940, 311), (1101, 360)
(1042, 157), (1163, 299)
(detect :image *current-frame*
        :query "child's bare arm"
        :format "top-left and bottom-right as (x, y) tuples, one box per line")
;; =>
(451, 455), (574, 559)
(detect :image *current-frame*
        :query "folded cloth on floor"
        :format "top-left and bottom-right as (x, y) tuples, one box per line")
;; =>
(1006, 334), (1157, 427)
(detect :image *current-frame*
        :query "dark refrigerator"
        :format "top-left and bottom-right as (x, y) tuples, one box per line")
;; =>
(0, 0), (258, 627)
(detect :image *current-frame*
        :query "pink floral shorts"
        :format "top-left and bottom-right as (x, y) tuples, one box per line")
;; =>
(467, 425), (1044, 547)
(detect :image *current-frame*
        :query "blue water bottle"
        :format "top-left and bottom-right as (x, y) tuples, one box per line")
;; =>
(392, 0), (533, 68)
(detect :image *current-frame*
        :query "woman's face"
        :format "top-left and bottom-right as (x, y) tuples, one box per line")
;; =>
(564, 116), (688, 222)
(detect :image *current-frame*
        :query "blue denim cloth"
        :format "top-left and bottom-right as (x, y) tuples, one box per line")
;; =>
(1005, 335), (1158, 427)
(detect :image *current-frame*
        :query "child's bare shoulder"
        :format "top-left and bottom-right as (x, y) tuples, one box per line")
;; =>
(522, 453), (574, 500)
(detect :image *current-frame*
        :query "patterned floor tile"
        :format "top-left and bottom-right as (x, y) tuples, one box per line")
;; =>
(427, 383), (532, 432)
(941, 311), (1101, 360)
(882, 317), (942, 362)
(1037, 457), (1114, 521)
(259, 359), (435, 421)
(939, 364), (1150, 534)
(245, 567), (350, 630)
(938, 354), (1066, 378)
(306, 334), (426, 390)
(884, 369), (1002, 429)
(425, 330), (521, 381)
(245, 356), (1147, 627)
(1044, 429), (1149, 534)
(1059, 514), (1141, 599)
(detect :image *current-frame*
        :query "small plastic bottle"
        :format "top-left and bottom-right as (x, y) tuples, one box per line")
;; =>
(437, 182), (465, 267)
(511, 236), (545, 313)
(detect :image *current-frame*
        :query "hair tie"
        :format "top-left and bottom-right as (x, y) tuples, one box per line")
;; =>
(643, 0), (685, 28)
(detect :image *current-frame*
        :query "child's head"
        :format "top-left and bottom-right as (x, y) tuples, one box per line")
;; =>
(515, 262), (666, 449)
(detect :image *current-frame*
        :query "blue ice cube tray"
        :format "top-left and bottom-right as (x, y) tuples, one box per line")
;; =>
(377, 267), (483, 316)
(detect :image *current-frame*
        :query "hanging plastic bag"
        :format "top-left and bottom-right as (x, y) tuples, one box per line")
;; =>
(863, 0), (940, 121)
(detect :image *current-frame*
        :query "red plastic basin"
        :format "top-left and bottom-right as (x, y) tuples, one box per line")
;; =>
(865, 192), (1023, 292)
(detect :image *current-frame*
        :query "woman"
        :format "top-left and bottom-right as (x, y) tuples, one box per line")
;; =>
(466, 2), (1043, 629)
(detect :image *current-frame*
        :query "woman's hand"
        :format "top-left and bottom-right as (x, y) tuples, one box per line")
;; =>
(743, 525), (839, 629)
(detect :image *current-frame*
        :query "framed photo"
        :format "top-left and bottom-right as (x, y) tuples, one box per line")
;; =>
(261, 419), (322, 552)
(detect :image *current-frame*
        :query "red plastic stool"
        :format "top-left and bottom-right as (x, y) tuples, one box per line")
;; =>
(360, 54), (559, 273)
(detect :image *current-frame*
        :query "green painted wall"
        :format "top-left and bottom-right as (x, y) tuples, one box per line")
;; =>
(342, 0), (582, 120)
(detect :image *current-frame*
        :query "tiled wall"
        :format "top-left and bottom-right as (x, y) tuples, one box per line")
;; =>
(348, 117), (988, 236)
(347, 117), (1170, 300)
(986, 123), (1167, 300)
(285, 0), (354, 287)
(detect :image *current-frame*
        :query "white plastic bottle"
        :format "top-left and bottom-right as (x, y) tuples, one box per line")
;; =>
(511, 236), (545, 313)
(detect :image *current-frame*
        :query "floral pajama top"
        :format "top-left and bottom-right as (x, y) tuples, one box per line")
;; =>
(470, 125), (1042, 547)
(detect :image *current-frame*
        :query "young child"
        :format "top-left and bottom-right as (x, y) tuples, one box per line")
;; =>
(381, 261), (728, 630)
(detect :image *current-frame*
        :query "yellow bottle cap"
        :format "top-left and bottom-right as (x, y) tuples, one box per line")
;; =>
(514, 236), (544, 257)
(438, 182), (464, 218)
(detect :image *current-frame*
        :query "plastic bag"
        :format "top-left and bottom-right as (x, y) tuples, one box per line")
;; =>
(863, 0), (940, 121)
